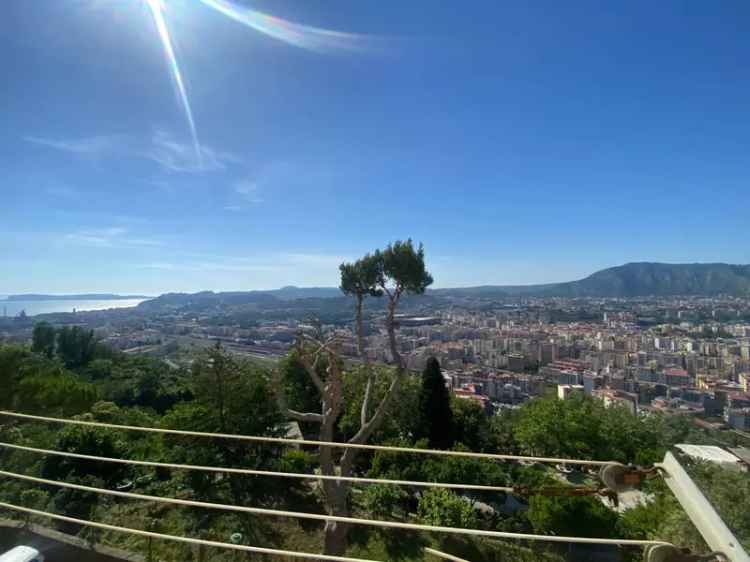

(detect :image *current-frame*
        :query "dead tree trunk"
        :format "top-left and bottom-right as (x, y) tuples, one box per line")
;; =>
(278, 242), (432, 556)
(277, 300), (405, 555)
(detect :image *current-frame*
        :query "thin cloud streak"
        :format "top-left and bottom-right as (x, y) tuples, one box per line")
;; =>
(24, 135), (125, 156)
(140, 261), (280, 273)
(64, 227), (163, 249)
(282, 253), (349, 267)
(138, 252), (350, 274)
(234, 178), (263, 203)
(145, 130), (237, 173)
(24, 131), (238, 174)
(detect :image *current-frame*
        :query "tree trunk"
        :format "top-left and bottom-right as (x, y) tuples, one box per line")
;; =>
(324, 520), (349, 555)
(386, 296), (402, 367)
(320, 410), (351, 556)
(322, 485), (351, 555)
(355, 296), (365, 358)
(289, 288), (408, 556)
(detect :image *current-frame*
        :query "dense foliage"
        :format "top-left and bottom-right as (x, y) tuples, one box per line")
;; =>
(417, 357), (454, 449)
(1, 329), (748, 561)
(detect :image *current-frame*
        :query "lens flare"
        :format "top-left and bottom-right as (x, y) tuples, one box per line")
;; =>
(197, 0), (375, 54)
(146, 0), (202, 165)
(142, 0), (379, 168)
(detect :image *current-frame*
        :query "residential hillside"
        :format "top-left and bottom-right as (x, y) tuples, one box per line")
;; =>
(137, 263), (750, 308)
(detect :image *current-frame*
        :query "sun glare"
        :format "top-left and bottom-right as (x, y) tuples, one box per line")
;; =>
(144, 0), (202, 166)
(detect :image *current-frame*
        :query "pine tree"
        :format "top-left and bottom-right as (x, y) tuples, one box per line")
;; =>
(419, 357), (454, 449)
(32, 322), (56, 359)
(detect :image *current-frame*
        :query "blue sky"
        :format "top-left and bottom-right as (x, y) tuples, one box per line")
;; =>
(2, 0), (749, 294)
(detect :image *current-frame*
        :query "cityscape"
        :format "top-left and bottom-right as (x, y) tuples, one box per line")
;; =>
(3, 256), (750, 561)
(3, 273), (750, 434)
(3, 0), (750, 561)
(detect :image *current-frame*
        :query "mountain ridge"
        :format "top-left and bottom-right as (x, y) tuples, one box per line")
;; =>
(433, 262), (750, 298)
(135, 262), (750, 310)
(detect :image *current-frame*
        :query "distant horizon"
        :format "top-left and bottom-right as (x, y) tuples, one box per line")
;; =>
(0, 293), (154, 300)
(4, 260), (750, 297)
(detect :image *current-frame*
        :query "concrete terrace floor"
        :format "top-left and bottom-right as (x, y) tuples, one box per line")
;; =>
(0, 520), (142, 562)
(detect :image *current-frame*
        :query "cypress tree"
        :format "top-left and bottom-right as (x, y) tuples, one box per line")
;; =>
(419, 357), (454, 449)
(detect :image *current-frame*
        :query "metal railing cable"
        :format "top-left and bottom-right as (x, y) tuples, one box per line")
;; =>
(0, 410), (615, 467)
(424, 547), (471, 561)
(0, 442), (514, 493)
(0, 469), (672, 547)
(0, 500), (381, 562)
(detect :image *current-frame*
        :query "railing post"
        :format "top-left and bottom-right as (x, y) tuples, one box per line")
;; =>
(657, 452), (750, 562)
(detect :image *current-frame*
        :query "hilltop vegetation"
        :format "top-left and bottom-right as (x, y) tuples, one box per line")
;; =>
(555, 262), (750, 297)
(1, 331), (747, 560)
(2, 244), (749, 561)
(435, 262), (750, 298)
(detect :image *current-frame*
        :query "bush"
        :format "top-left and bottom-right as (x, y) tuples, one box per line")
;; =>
(361, 484), (407, 518)
(417, 489), (478, 529)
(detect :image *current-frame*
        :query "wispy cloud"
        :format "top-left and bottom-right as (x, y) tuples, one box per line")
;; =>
(130, 251), (351, 291)
(145, 129), (239, 173)
(24, 135), (126, 156)
(139, 262), (179, 271)
(234, 178), (263, 203)
(138, 252), (348, 274)
(225, 162), (298, 209)
(139, 261), (279, 273)
(24, 130), (240, 174)
(64, 227), (163, 249)
(282, 253), (348, 267)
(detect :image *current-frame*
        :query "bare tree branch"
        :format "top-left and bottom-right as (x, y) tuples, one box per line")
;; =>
(349, 367), (402, 446)
(360, 370), (375, 427)
(381, 284), (393, 300)
(285, 409), (324, 423)
(354, 292), (377, 427)
(271, 368), (322, 425)
(324, 353), (344, 421)
(280, 241), (432, 556)
(295, 340), (325, 394)
(300, 332), (345, 348)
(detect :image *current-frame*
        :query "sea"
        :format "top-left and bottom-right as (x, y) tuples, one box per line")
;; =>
(0, 298), (148, 317)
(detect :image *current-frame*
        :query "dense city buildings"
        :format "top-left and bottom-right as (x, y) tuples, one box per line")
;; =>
(3, 293), (750, 431)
